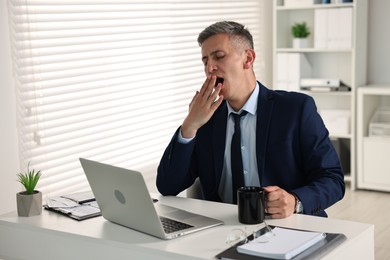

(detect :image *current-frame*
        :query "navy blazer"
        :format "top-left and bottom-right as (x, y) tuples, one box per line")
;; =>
(157, 82), (345, 217)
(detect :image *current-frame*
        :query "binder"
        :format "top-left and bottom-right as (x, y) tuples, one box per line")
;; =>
(314, 9), (328, 49)
(314, 7), (353, 50)
(327, 8), (340, 49)
(216, 226), (346, 260)
(276, 53), (289, 90)
(339, 7), (353, 49)
(288, 53), (311, 91)
(284, 0), (314, 7)
(276, 53), (312, 91)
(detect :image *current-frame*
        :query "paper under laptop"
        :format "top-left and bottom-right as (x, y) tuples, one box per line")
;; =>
(79, 158), (223, 239)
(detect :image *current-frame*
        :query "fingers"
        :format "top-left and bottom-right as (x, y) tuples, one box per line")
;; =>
(196, 75), (223, 111)
(181, 77), (223, 138)
(263, 186), (279, 193)
(263, 186), (295, 219)
(199, 75), (217, 100)
(211, 92), (224, 110)
(189, 91), (200, 111)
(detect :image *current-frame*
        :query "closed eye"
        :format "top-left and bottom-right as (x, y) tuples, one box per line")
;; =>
(216, 54), (225, 59)
(202, 58), (208, 66)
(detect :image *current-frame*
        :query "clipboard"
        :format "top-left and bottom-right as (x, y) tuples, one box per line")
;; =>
(215, 226), (347, 260)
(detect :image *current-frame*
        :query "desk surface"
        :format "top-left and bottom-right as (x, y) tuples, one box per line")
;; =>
(0, 194), (374, 260)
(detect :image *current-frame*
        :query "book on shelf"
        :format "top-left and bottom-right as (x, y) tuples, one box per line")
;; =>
(43, 190), (101, 221)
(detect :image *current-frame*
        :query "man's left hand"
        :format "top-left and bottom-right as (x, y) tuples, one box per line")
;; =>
(263, 186), (296, 219)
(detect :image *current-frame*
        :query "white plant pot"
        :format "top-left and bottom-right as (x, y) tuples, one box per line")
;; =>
(293, 38), (308, 49)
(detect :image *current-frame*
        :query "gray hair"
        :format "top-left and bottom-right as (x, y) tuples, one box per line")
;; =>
(197, 21), (254, 49)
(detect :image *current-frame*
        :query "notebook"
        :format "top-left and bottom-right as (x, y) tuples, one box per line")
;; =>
(79, 158), (223, 240)
(216, 226), (346, 260)
(237, 227), (326, 259)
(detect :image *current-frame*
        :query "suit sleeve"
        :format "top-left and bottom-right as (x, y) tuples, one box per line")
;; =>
(156, 127), (198, 196)
(291, 96), (345, 216)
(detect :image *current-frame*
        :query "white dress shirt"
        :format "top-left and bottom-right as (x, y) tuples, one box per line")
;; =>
(218, 83), (260, 203)
(178, 83), (260, 203)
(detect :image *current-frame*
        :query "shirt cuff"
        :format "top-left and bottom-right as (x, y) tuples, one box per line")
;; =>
(177, 127), (195, 144)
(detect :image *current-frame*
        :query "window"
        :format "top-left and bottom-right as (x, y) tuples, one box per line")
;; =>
(7, 0), (267, 197)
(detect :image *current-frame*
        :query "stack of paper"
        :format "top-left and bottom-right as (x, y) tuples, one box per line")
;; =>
(237, 227), (326, 259)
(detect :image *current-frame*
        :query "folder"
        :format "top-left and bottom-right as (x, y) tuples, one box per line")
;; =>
(276, 53), (289, 90)
(236, 227), (326, 259)
(327, 8), (340, 49)
(216, 226), (346, 260)
(339, 7), (353, 49)
(314, 7), (353, 50)
(276, 53), (312, 91)
(284, 0), (314, 7)
(288, 53), (311, 91)
(314, 9), (328, 49)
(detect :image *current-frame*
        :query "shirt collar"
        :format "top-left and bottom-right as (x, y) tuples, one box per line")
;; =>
(227, 81), (259, 116)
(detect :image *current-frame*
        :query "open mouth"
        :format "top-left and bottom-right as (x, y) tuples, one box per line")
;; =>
(215, 77), (224, 86)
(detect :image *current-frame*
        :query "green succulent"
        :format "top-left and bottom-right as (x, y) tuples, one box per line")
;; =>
(292, 22), (310, 38)
(17, 162), (42, 194)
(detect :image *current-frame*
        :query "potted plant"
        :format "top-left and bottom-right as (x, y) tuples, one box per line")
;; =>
(16, 163), (43, 217)
(291, 22), (310, 48)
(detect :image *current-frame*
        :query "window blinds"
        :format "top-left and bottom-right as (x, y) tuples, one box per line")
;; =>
(7, 0), (266, 197)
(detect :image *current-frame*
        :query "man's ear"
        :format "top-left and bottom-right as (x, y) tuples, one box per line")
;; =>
(243, 49), (256, 69)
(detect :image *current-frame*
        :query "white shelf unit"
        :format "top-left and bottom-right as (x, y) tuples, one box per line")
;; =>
(357, 86), (390, 192)
(272, 0), (368, 189)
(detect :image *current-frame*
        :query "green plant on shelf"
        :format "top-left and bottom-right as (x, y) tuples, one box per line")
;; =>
(291, 22), (310, 38)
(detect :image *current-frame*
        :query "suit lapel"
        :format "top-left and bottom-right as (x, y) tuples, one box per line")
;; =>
(256, 83), (274, 184)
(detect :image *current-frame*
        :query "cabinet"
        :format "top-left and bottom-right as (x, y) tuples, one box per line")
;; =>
(357, 86), (390, 192)
(272, 0), (368, 189)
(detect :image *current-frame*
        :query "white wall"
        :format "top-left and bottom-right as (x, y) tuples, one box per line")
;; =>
(0, 1), (20, 214)
(367, 0), (390, 84)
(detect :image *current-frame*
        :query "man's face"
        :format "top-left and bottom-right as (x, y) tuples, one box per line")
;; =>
(201, 33), (248, 100)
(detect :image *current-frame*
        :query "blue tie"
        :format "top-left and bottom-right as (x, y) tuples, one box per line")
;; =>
(231, 111), (248, 204)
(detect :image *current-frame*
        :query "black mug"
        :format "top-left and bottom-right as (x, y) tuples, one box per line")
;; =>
(237, 186), (266, 224)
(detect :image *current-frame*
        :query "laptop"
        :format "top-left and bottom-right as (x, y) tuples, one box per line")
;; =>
(79, 158), (223, 239)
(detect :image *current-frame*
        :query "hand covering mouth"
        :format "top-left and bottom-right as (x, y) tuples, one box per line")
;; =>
(215, 77), (224, 86)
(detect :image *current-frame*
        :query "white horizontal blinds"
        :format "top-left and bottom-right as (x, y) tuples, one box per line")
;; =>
(8, 0), (265, 197)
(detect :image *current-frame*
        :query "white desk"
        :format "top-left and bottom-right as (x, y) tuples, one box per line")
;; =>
(0, 195), (374, 260)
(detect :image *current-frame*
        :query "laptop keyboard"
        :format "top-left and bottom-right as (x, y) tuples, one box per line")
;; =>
(159, 216), (194, 234)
